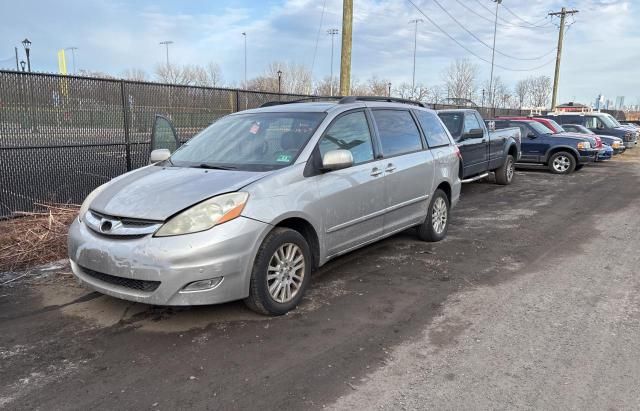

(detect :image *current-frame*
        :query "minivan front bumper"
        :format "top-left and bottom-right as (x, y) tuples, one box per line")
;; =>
(68, 216), (270, 305)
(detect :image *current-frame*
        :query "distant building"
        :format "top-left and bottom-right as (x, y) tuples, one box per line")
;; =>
(594, 94), (605, 110)
(615, 96), (625, 110)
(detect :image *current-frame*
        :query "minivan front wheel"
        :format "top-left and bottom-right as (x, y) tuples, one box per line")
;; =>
(245, 228), (312, 316)
(417, 189), (450, 242)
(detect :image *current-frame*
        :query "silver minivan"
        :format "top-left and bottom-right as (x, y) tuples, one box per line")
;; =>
(68, 97), (461, 315)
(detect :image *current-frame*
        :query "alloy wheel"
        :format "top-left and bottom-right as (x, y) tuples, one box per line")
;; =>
(432, 197), (448, 235)
(267, 243), (305, 304)
(553, 155), (571, 172)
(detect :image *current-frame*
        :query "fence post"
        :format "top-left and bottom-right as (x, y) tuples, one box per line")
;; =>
(120, 80), (132, 171)
(234, 89), (240, 113)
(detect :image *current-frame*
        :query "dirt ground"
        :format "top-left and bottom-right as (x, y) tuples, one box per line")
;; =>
(1, 150), (640, 410)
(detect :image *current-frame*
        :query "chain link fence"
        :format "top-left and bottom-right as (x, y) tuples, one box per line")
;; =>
(0, 70), (531, 218)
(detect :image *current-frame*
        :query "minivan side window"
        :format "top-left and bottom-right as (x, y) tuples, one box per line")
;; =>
(372, 110), (423, 156)
(415, 111), (451, 147)
(318, 111), (374, 165)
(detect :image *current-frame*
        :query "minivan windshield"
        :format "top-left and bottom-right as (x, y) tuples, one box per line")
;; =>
(168, 112), (326, 171)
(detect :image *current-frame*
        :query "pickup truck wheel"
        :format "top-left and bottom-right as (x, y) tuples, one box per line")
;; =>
(494, 154), (515, 185)
(417, 189), (450, 242)
(244, 228), (312, 316)
(548, 151), (576, 174)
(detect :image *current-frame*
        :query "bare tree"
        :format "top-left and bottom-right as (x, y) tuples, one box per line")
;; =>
(484, 76), (511, 108)
(529, 75), (552, 108)
(443, 59), (478, 101)
(77, 69), (115, 79)
(394, 82), (429, 102)
(514, 78), (531, 109)
(314, 76), (339, 96)
(206, 62), (223, 87)
(154, 63), (196, 85)
(428, 84), (446, 105)
(366, 76), (391, 96)
(245, 61), (312, 94)
(121, 68), (148, 81)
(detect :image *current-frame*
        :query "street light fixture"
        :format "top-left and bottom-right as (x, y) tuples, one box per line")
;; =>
(159, 40), (173, 66)
(277, 70), (282, 95)
(20, 60), (26, 72)
(22, 38), (31, 72)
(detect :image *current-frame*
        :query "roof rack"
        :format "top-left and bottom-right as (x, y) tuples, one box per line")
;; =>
(259, 96), (342, 108)
(338, 96), (426, 108)
(259, 95), (427, 108)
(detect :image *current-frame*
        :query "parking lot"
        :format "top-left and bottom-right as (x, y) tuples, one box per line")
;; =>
(2, 150), (640, 410)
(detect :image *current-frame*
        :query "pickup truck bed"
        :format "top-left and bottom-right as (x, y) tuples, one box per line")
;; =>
(438, 109), (521, 185)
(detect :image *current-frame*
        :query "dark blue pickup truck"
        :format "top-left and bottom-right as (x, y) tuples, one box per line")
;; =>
(491, 119), (599, 174)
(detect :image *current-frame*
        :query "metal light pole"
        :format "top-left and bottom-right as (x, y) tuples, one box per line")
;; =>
(21, 38), (31, 72)
(65, 47), (78, 74)
(241, 32), (247, 87)
(277, 69), (282, 96)
(159, 40), (173, 66)
(327, 28), (339, 96)
(488, 0), (502, 109)
(388, 82), (392, 97)
(409, 19), (423, 98)
(482, 89), (486, 107)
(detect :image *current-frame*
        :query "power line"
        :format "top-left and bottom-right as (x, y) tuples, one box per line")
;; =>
(502, 3), (553, 28)
(406, 0), (557, 72)
(473, 0), (553, 28)
(453, 0), (554, 30)
(430, 0), (556, 61)
(309, 0), (328, 82)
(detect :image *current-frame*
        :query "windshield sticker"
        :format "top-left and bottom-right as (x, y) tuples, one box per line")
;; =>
(249, 122), (260, 134)
(276, 154), (293, 163)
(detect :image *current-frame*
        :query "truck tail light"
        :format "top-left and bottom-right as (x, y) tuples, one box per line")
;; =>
(454, 145), (462, 160)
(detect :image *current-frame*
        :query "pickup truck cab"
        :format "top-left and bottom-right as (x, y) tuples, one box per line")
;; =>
(543, 112), (638, 148)
(492, 119), (599, 174)
(438, 109), (521, 185)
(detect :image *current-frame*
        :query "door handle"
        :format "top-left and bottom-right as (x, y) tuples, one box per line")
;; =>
(385, 163), (396, 173)
(370, 167), (383, 177)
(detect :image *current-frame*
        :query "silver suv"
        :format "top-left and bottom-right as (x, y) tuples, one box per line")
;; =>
(68, 97), (461, 315)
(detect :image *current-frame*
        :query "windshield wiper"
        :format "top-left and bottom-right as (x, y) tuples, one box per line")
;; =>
(194, 163), (237, 170)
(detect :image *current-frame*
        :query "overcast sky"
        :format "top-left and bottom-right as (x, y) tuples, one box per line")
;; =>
(1, 0), (637, 105)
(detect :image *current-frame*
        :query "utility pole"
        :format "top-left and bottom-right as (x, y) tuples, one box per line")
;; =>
(488, 0), (501, 109)
(327, 28), (339, 96)
(159, 40), (173, 66)
(409, 18), (423, 98)
(339, 0), (353, 96)
(549, 7), (578, 110)
(66, 47), (78, 74)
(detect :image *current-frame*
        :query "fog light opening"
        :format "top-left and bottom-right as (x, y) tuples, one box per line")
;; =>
(181, 277), (223, 292)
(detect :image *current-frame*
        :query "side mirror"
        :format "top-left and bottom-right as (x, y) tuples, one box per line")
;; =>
(150, 149), (171, 164)
(322, 149), (353, 171)
(527, 132), (537, 139)
(463, 128), (484, 139)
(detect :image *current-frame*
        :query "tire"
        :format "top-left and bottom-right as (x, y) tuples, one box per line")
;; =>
(244, 228), (312, 316)
(494, 154), (515, 185)
(575, 164), (584, 171)
(548, 151), (576, 175)
(417, 189), (450, 242)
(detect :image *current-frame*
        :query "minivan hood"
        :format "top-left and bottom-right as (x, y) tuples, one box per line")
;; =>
(90, 166), (268, 220)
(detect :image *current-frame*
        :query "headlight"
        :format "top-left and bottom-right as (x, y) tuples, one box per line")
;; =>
(155, 192), (249, 237)
(576, 142), (590, 150)
(78, 184), (108, 222)
(612, 141), (621, 148)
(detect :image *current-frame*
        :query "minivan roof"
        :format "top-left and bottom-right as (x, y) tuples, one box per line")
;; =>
(237, 99), (435, 115)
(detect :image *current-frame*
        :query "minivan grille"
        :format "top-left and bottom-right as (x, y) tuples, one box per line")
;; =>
(82, 267), (160, 292)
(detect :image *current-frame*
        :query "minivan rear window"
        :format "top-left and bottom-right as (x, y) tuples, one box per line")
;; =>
(372, 110), (424, 156)
(418, 111), (452, 147)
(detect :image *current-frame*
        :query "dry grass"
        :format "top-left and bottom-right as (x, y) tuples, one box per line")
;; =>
(0, 203), (80, 272)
